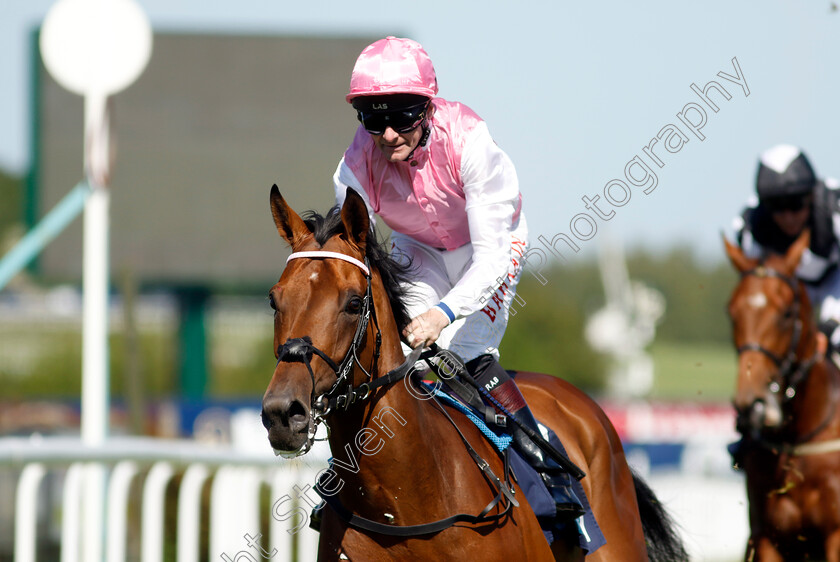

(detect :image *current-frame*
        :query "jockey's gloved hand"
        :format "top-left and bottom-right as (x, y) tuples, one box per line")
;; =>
(403, 307), (451, 349)
(819, 318), (840, 353)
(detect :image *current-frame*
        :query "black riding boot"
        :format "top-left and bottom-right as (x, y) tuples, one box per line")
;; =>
(466, 354), (584, 520)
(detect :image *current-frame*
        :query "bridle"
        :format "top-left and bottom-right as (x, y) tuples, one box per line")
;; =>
(734, 264), (830, 446)
(273, 250), (419, 458)
(735, 265), (814, 403)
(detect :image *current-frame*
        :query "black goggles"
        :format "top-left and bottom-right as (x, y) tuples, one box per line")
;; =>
(764, 195), (811, 212)
(356, 102), (429, 135)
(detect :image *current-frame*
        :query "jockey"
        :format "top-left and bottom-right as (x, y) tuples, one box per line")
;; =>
(732, 144), (840, 350)
(333, 36), (582, 519)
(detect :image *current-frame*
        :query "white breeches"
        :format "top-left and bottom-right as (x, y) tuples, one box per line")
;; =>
(390, 229), (527, 362)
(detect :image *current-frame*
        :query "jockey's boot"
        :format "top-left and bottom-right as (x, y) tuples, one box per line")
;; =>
(466, 353), (585, 520)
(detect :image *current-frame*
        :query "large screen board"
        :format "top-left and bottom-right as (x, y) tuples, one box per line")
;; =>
(34, 33), (377, 289)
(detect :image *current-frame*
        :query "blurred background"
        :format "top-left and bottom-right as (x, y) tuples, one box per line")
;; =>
(2, 0), (839, 560)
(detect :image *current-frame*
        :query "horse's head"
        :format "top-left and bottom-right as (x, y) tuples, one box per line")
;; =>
(261, 186), (410, 458)
(724, 230), (813, 435)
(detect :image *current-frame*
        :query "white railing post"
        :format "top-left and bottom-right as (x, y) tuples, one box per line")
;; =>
(269, 468), (295, 561)
(61, 463), (84, 562)
(14, 463), (47, 562)
(107, 461), (139, 562)
(2, 436), (313, 562)
(295, 467), (322, 562)
(210, 466), (263, 559)
(141, 461), (174, 562)
(177, 463), (210, 562)
(81, 462), (107, 562)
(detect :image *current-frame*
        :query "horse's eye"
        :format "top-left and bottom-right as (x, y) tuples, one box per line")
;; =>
(345, 296), (363, 315)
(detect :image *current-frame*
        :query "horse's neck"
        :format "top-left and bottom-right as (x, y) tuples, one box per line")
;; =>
(324, 378), (454, 510)
(791, 358), (840, 439)
(323, 278), (457, 508)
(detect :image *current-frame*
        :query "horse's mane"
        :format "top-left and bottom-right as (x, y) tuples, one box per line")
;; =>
(301, 207), (414, 331)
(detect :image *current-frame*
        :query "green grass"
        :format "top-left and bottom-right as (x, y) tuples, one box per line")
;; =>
(649, 340), (737, 402)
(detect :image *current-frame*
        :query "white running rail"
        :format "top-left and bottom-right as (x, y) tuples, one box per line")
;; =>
(1, 435), (327, 562)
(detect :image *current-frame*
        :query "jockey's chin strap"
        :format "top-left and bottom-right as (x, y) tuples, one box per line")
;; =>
(736, 265), (817, 404)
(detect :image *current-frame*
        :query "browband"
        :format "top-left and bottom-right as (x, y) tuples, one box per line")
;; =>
(286, 251), (370, 275)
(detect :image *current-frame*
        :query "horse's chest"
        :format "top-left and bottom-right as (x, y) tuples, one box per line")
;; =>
(762, 461), (840, 530)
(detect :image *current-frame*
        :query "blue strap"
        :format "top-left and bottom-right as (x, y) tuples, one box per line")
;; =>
(420, 382), (512, 452)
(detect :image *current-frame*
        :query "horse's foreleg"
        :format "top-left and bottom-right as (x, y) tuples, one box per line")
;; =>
(825, 528), (840, 562)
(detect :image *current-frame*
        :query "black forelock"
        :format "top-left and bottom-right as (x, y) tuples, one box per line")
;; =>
(300, 206), (414, 331)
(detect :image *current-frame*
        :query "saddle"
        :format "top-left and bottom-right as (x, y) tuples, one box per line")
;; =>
(416, 362), (605, 552)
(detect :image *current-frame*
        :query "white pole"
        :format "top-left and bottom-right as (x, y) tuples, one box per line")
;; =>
(81, 91), (109, 562)
(81, 93), (110, 446)
(40, 1), (152, 559)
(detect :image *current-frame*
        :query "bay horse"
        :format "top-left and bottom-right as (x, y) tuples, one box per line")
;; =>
(725, 230), (840, 561)
(261, 185), (686, 561)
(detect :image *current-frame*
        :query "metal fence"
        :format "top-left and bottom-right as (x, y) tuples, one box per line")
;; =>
(1, 435), (328, 562)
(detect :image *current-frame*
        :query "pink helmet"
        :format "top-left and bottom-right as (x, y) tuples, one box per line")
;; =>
(346, 36), (438, 103)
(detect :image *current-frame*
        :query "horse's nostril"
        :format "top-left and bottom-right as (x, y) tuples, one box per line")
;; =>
(262, 397), (309, 433)
(287, 400), (309, 432)
(288, 400), (306, 420)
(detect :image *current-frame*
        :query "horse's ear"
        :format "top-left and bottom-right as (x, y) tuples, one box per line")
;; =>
(340, 188), (369, 251)
(270, 185), (310, 248)
(783, 228), (810, 274)
(723, 233), (757, 273)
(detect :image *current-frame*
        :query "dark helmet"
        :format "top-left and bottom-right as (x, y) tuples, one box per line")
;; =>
(756, 144), (817, 200)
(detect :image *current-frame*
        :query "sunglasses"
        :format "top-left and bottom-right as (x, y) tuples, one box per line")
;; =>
(356, 102), (429, 135)
(764, 195), (811, 213)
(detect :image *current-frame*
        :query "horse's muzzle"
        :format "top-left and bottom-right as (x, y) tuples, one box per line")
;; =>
(261, 393), (311, 452)
(736, 397), (783, 435)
